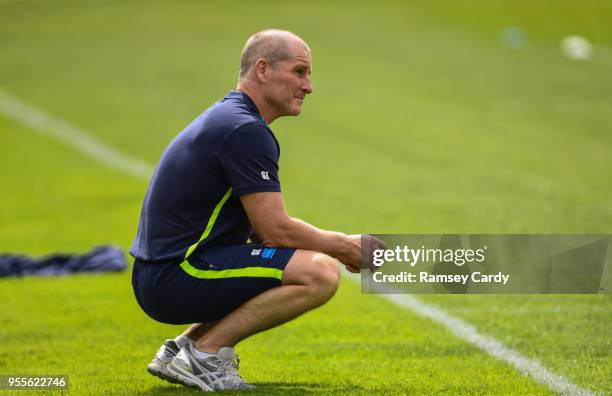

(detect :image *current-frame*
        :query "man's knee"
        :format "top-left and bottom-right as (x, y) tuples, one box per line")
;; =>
(310, 253), (340, 297)
(282, 250), (340, 301)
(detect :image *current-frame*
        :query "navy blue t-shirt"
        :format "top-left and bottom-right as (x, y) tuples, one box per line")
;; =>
(130, 91), (281, 262)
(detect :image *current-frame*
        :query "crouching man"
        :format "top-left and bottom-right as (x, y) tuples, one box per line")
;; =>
(131, 29), (370, 391)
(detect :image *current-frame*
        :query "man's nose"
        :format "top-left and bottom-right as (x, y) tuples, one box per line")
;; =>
(302, 78), (313, 94)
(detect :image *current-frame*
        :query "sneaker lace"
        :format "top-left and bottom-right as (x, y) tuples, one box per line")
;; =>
(217, 354), (245, 383)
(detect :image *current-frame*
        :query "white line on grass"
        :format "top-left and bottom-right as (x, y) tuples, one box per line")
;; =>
(0, 88), (596, 396)
(0, 89), (154, 180)
(348, 274), (595, 396)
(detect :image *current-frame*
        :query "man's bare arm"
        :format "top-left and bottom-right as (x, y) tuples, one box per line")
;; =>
(240, 192), (361, 271)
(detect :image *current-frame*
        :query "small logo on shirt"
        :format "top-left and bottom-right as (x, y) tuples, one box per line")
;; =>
(261, 171), (270, 180)
(262, 248), (276, 259)
(251, 249), (261, 256)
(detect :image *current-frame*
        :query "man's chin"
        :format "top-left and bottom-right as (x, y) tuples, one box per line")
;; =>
(279, 104), (302, 117)
(290, 105), (302, 116)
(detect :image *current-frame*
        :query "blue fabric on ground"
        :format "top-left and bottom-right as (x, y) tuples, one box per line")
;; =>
(0, 246), (127, 277)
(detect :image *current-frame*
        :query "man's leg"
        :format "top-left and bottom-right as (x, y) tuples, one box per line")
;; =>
(182, 321), (219, 341)
(194, 249), (340, 352)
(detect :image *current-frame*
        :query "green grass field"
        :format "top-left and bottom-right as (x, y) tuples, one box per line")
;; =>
(1, 1), (610, 394)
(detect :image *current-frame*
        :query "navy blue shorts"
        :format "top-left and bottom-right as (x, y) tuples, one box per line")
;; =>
(132, 244), (296, 324)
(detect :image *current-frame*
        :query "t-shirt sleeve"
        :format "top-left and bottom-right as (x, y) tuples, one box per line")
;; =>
(219, 122), (281, 196)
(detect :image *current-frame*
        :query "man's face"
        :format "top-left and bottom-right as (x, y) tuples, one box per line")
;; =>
(264, 42), (313, 117)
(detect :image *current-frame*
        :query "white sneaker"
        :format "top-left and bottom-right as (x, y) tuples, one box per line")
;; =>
(167, 343), (255, 391)
(147, 339), (184, 383)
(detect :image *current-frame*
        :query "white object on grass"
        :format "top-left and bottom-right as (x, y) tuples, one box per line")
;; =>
(561, 35), (593, 61)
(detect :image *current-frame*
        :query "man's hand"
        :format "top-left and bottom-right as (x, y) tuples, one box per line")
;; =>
(359, 234), (387, 273)
(334, 234), (387, 273)
(334, 234), (361, 273)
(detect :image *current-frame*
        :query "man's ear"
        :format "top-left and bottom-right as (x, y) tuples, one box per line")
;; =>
(253, 58), (269, 82)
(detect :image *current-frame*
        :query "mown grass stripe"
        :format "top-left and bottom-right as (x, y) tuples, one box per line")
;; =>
(350, 274), (596, 396)
(0, 86), (595, 396)
(0, 89), (154, 180)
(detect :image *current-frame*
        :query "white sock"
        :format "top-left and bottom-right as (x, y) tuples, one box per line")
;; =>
(174, 335), (192, 348)
(192, 346), (216, 360)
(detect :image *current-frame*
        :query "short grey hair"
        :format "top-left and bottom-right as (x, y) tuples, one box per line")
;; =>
(239, 29), (306, 79)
